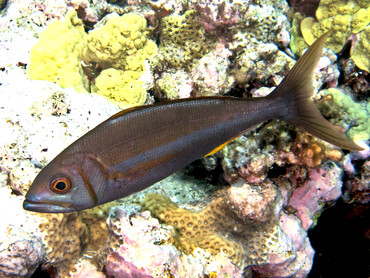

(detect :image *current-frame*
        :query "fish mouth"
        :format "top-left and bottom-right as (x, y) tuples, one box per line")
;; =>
(23, 198), (73, 213)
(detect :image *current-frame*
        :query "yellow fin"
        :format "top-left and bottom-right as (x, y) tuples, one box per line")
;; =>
(205, 136), (238, 157)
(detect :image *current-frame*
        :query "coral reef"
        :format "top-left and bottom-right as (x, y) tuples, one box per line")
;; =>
(300, 0), (370, 52)
(27, 10), (157, 107)
(27, 10), (89, 93)
(37, 213), (89, 276)
(226, 180), (278, 223)
(144, 191), (274, 270)
(297, 0), (370, 71)
(158, 10), (215, 70)
(344, 160), (370, 204)
(70, 260), (105, 278)
(191, 41), (234, 96)
(351, 26), (370, 72)
(0, 187), (44, 278)
(191, 0), (249, 31)
(91, 68), (147, 108)
(287, 163), (343, 230)
(231, 40), (295, 87)
(82, 12), (157, 71)
(139, 178), (318, 277)
(288, 0), (320, 17)
(154, 70), (193, 100)
(318, 88), (370, 143)
(103, 204), (243, 277)
(1, 0), (369, 277)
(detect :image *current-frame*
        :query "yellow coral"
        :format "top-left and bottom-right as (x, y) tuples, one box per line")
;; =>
(159, 10), (215, 69)
(289, 13), (309, 56)
(141, 193), (281, 268)
(91, 68), (147, 108)
(300, 0), (370, 53)
(351, 26), (370, 72)
(27, 11), (89, 93)
(83, 13), (158, 72)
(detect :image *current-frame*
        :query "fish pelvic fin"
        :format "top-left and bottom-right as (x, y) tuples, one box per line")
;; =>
(268, 31), (363, 151)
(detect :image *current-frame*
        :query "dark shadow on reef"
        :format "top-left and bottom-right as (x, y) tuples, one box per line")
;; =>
(308, 199), (369, 278)
(31, 266), (51, 278)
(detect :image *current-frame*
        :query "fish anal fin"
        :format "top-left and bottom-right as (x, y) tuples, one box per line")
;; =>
(205, 136), (239, 157)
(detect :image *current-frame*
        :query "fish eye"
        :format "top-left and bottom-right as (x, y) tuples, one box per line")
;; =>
(50, 177), (72, 194)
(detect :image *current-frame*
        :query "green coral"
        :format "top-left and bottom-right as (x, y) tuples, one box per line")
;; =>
(159, 10), (215, 70)
(27, 11), (89, 93)
(91, 68), (147, 108)
(82, 13), (158, 72)
(300, 0), (370, 53)
(320, 88), (370, 143)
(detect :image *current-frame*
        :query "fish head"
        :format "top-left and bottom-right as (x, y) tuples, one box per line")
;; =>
(23, 153), (108, 213)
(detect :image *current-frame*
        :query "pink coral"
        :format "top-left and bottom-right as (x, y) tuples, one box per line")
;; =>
(191, 41), (233, 96)
(227, 180), (278, 223)
(194, 0), (247, 31)
(104, 207), (186, 278)
(254, 213), (315, 277)
(288, 165), (343, 230)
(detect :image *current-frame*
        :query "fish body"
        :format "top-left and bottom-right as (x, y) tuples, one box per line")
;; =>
(23, 32), (362, 213)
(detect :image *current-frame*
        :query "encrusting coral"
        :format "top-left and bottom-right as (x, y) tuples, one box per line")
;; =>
(33, 204), (113, 277)
(158, 10), (216, 70)
(27, 10), (89, 93)
(36, 213), (88, 276)
(101, 204), (243, 277)
(140, 193), (282, 269)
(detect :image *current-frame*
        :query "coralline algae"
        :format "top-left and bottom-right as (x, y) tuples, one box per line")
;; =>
(0, 0), (369, 278)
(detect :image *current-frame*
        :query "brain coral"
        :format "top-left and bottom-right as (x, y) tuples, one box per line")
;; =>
(27, 10), (89, 93)
(82, 13), (158, 72)
(140, 193), (283, 268)
(34, 205), (112, 277)
(37, 212), (88, 277)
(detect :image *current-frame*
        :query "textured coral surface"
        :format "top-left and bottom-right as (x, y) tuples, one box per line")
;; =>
(0, 0), (368, 277)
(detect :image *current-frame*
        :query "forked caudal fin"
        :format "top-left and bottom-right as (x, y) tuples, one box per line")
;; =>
(268, 31), (363, 151)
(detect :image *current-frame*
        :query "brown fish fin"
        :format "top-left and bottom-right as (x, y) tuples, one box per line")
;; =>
(268, 31), (363, 151)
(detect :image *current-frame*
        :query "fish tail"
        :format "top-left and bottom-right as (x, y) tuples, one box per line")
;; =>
(268, 31), (363, 151)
